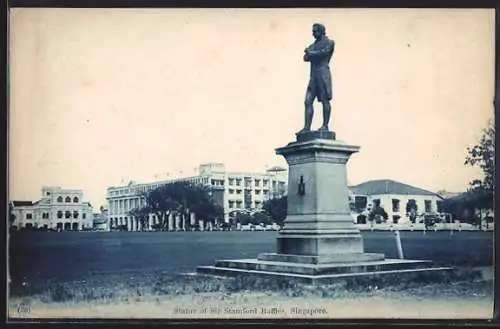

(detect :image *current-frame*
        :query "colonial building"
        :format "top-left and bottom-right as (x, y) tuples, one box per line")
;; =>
(348, 179), (444, 224)
(10, 186), (93, 231)
(106, 163), (288, 231)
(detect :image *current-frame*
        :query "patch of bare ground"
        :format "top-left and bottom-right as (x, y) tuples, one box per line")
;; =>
(8, 267), (493, 320)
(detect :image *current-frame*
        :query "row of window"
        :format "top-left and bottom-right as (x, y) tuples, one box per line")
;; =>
(17, 222), (87, 230)
(373, 199), (434, 213)
(227, 178), (271, 188)
(56, 196), (79, 203)
(228, 189), (270, 195)
(211, 179), (225, 186)
(227, 200), (262, 209)
(24, 211), (87, 220)
(109, 186), (151, 197)
(350, 197), (437, 214)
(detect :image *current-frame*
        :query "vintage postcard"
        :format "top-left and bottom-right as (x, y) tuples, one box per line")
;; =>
(7, 8), (495, 320)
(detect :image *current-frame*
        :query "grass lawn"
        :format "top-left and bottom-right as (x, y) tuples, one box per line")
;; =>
(8, 230), (494, 319)
(9, 230), (493, 283)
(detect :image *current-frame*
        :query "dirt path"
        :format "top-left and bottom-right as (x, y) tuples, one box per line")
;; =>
(9, 267), (494, 320)
(9, 287), (493, 320)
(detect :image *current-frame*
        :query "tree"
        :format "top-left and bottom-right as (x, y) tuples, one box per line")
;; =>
(368, 205), (388, 224)
(131, 181), (224, 232)
(262, 196), (287, 226)
(144, 184), (179, 231)
(191, 193), (224, 229)
(182, 182), (224, 229)
(441, 192), (482, 225)
(230, 210), (253, 226)
(464, 119), (495, 215)
(251, 211), (272, 226)
(405, 199), (418, 223)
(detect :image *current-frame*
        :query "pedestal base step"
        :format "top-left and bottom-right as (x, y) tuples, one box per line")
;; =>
(258, 252), (385, 264)
(196, 262), (454, 285)
(201, 258), (430, 276)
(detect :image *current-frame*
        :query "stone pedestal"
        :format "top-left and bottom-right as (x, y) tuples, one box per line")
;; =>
(197, 133), (453, 285)
(273, 137), (379, 261)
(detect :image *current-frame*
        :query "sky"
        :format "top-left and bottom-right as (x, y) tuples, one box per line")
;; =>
(9, 8), (495, 208)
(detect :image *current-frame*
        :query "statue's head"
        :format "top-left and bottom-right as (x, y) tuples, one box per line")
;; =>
(312, 23), (326, 40)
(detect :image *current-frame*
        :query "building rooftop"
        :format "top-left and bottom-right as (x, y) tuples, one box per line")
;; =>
(225, 172), (284, 177)
(42, 186), (82, 192)
(11, 201), (34, 207)
(108, 170), (286, 191)
(349, 179), (440, 197)
(108, 176), (199, 190)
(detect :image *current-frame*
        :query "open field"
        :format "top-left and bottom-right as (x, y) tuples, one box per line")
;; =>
(9, 230), (493, 285)
(8, 230), (494, 319)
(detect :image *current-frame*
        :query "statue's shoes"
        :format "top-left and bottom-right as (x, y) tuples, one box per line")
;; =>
(297, 128), (311, 134)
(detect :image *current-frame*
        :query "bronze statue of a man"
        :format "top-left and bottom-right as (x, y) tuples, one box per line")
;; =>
(299, 23), (335, 133)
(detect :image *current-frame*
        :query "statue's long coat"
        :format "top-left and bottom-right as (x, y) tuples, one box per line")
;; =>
(305, 37), (335, 102)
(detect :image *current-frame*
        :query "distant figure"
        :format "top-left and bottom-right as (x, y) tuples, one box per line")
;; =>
(299, 23), (335, 133)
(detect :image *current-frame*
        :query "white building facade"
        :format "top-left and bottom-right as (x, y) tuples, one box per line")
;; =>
(349, 179), (444, 224)
(10, 187), (93, 231)
(106, 163), (288, 231)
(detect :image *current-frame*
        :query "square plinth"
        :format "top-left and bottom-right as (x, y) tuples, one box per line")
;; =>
(196, 258), (454, 285)
(276, 233), (364, 256)
(257, 252), (385, 264)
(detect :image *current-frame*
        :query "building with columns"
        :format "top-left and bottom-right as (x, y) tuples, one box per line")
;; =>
(10, 186), (93, 231)
(105, 166), (451, 230)
(348, 179), (444, 224)
(106, 163), (288, 231)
